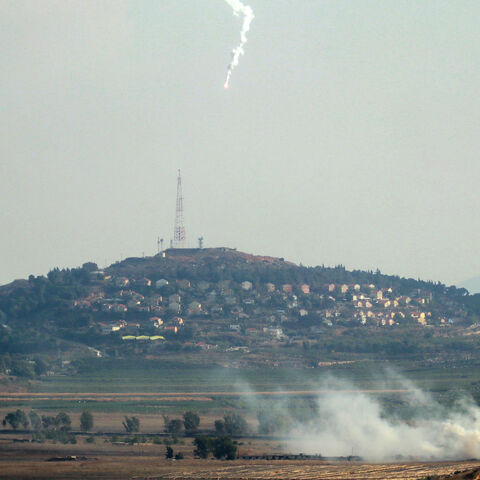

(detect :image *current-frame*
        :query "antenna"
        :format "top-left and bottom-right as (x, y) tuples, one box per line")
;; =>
(198, 237), (204, 249)
(173, 170), (186, 248)
(157, 237), (164, 253)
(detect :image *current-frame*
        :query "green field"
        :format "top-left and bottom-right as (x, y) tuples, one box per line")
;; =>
(1, 358), (478, 416)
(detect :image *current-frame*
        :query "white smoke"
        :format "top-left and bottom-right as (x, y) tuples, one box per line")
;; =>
(284, 375), (480, 461)
(232, 372), (480, 462)
(223, 0), (254, 88)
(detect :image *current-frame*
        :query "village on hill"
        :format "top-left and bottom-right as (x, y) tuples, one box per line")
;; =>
(1, 247), (479, 371)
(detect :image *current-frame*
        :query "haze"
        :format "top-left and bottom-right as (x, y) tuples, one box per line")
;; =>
(1, 0), (479, 287)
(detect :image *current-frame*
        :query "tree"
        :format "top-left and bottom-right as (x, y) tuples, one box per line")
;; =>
(29, 411), (42, 431)
(82, 262), (98, 273)
(34, 358), (48, 376)
(166, 418), (183, 436)
(214, 419), (226, 435)
(193, 436), (213, 459)
(55, 412), (71, 431)
(223, 413), (248, 436)
(183, 411), (200, 434)
(193, 436), (237, 460)
(122, 416), (140, 433)
(174, 452), (184, 460)
(3, 410), (29, 430)
(213, 436), (237, 460)
(80, 411), (94, 431)
(166, 446), (174, 459)
(10, 360), (35, 379)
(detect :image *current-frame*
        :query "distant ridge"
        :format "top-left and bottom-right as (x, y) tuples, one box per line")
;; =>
(459, 275), (480, 294)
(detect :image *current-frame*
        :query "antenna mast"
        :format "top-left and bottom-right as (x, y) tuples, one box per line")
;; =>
(173, 170), (186, 248)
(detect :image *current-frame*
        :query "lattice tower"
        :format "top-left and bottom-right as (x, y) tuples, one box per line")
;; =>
(173, 170), (186, 248)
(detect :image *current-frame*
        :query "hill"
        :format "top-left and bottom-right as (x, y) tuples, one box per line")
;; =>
(460, 274), (480, 294)
(1, 247), (480, 377)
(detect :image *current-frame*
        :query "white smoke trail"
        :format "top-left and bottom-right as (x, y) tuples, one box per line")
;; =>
(223, 0), (254, 88)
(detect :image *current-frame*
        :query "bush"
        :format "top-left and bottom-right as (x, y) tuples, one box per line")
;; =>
(175, 452), (184, 460)
(86, 436), (95, 444)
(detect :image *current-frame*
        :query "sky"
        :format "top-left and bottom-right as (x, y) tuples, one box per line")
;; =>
(1, 0), (479, 287)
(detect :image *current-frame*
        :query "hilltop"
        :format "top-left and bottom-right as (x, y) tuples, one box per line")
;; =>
(1, 247), (480, 376)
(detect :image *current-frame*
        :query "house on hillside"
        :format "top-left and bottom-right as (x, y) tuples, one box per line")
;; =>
(168, 302), (181, 314)
(145, 295), (163, 306)
(266, 283), (275, 293)
(187, 301), (202, 315)
(115, 277), (130, 287)
(241, 281), (253, 291)
(282, 284), (293, 294)
(110, 303), (128, 313)
(197, 280), (210, 291)
(136, 277), (152, 287)
(300, 284), (310, 294)
(177, 279), (191, 289)
(149, 316), (163, 328)
(169, 294), (181, 304)
(164, 326), (178, 334)
(155, 279), (169, 288)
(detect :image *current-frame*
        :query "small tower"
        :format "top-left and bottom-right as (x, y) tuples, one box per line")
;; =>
(173, 170), (186, 248)
(198, 237), (204, 249)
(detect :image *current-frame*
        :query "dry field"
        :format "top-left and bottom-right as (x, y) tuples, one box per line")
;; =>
(0, 439), (479, 480)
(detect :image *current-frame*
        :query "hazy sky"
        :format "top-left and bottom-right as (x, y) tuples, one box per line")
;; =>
(1, 0), (479, 287)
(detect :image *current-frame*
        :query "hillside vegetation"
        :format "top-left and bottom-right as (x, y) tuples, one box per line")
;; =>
(1, 248), (480, 377)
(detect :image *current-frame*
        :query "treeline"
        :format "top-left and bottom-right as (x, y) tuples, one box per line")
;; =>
(109, 254), (467, 298)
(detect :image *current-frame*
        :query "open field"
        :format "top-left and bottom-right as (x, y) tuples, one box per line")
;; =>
(0, 439), (479, 480)
(26, 359), (480, 395)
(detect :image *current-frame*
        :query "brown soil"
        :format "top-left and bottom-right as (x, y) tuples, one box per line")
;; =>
(0, 439), (479, 479)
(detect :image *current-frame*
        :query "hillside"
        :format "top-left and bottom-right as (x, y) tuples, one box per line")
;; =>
(1, 247), (480, 376)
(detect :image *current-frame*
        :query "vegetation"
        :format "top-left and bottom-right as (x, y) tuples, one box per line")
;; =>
(193, 436), (237, 460)
(183, 411), (200, 434)
(80, 411), (94, 431)
(2, 410), (29, 430)
(122, 416), (140, 433)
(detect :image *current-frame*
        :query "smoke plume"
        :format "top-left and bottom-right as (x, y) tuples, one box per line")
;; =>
(237, 373), (480, 461)
(223, 0), (254, 88)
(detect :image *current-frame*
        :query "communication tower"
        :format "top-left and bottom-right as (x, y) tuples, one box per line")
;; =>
(173, 170), (186, 248)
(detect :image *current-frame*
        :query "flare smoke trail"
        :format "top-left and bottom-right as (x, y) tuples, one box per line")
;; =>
(223, 0), (254, 89)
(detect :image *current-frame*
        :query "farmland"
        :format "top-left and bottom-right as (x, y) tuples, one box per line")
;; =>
(2, 360), (480, 478)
